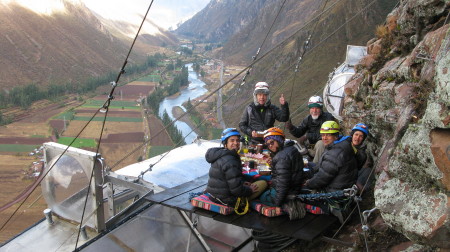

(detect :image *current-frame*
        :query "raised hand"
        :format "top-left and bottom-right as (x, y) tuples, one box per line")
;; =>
(279, 93), (286, 105)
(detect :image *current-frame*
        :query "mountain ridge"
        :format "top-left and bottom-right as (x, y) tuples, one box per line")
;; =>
(0, 0), (176, 91)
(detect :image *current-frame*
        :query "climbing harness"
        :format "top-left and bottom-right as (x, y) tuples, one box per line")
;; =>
(234, 197), (249, 215)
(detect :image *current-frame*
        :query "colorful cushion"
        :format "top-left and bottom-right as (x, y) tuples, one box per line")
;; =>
(251, 200), (286, 217)
(304, 204), (326, 215)
(191, 193), (234, 215)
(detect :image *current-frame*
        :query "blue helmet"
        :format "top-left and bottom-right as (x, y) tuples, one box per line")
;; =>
(221, 128), (240, 144)
(352, 123), (369, 136)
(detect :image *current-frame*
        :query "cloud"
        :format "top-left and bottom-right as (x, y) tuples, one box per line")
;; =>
(82, 0), (210, 30)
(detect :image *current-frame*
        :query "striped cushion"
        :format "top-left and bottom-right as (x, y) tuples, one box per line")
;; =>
(305, 204), (326, 214)
(191, 194), (234, 215)
(251, 200), (286, 217)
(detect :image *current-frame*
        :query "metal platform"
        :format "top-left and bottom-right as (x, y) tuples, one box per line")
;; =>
(144, 174), (338, 242)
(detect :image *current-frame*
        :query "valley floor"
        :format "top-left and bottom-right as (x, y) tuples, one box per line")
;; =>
(0, 79), (173, 243)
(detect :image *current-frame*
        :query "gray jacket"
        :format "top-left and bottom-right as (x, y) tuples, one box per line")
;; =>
(239, 101), (289, 143)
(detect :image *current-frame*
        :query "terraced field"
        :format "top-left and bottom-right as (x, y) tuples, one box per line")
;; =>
(0, 80), (172, 243)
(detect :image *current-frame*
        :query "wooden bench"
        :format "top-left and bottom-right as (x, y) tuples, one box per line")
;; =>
(144, 174), (337, 241)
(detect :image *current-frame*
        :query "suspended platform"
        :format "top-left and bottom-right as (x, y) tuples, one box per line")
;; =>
(2, 141), (342, 252)
(144, 174), (338, 242)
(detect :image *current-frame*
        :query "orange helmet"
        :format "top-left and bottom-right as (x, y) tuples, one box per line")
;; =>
(263, 127), (285, 140)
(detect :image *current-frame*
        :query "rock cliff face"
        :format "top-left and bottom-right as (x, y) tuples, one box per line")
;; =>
(342, 0), (449, 248)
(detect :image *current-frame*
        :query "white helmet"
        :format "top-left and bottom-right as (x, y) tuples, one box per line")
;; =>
(253, 82), (270, 105)
(308, 95), (323, 108)
(254, 82), (270, 94)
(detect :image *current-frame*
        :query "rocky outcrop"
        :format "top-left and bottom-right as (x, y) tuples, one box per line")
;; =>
(342, 0), (449, 248)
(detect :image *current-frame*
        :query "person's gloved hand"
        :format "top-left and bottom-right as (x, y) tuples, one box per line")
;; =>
(285, 120), (293, 130)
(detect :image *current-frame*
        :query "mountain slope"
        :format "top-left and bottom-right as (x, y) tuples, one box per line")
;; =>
(175, 0), (276, 43)
(0, 0), (175, 91)
(212, 0), (398, 127)
(218, 0), (322, 63)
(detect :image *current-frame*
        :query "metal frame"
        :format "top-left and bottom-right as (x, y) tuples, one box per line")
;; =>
(179, 210), (213, 252)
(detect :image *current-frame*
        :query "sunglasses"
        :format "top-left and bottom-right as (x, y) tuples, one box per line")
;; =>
(265, 140), (277, 146)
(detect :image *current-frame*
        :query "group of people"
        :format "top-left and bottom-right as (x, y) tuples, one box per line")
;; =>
(205, 81), (371, 219)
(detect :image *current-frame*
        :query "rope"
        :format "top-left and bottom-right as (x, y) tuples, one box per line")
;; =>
(285, 0), (330, 132)
(297, 189), (348, 201)
(357, 200), (370, 252)
(227, 0), (345, 118)
(110, 0), (350, 169)
(283, 0), (384, 123)
(0, 0), (390, 241)
(188, 192), (203, 201)
(228, 0), (377, 126)
(240, 0), (288, 86)
(75, 0), (157, 248)
(287, 0), (330, 103)
(0, 109), (103, 231)
(230, 0), (288, 114)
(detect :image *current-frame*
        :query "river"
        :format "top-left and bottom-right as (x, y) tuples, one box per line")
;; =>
(158, 63), (208, 144)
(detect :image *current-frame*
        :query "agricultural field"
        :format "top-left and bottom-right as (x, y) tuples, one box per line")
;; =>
(0, 80), (173, 243)
(0, 108), (57, 235)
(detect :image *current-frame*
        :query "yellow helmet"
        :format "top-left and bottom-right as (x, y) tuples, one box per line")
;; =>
(263, 127), (285, 139)
(320, 121), (340, 134)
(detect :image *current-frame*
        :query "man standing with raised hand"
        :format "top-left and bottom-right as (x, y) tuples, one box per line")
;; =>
(239, 82), (290, 145)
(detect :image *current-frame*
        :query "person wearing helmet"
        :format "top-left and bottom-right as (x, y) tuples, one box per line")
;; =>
(304, 121), (357, 192)
(259, 128), (304, 209)
(285, 95), (335, 161)
(239, 82), (290, 145)
(348, 123), (373, 192)
(205, 128), (267, 206)
(351, 123), (369, 147)
(303, 121), (358, 223)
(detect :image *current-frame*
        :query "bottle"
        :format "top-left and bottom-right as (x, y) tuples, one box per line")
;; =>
(239, 137), (248, 154)
(303, 157), (308, 167)
(256, 144), (263, 154)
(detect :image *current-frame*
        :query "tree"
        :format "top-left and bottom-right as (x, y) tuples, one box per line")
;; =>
(166, 64), (175, 71)
(176, 58), (183, 68)
(194, 63), (200, 73)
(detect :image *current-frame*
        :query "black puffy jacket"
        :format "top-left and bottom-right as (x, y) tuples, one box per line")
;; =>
(355, 143), (367, 170)
(306, 136), (358, 192)
(343, 136), (367, 170)
(270, 141), (304, 206)
(239, 101), (289, 143)
(205, 147), (252, 206)
(289, 112), (335, 144)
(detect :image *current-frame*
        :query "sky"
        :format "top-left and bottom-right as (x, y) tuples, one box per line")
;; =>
(81, 0), (211, 30)
(0, 0), (210, 30)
